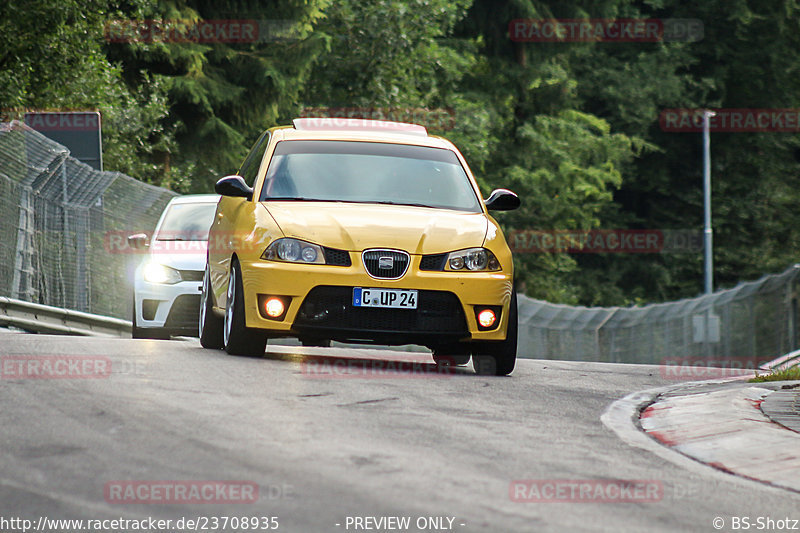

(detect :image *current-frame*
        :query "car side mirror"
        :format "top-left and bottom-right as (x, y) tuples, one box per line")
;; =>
(484, 189), (521, 211)
(215, 175), (253, 200)
(127, 233), (149, 249)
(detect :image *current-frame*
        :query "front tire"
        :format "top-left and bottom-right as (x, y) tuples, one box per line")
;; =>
(472, 291), (517, 376)
(199, 266), (224, 349)
(223, 259), (267, 356)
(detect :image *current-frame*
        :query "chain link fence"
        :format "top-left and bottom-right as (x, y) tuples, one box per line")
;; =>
(518, 264), (800, 363)
(0, 121), (176, 319)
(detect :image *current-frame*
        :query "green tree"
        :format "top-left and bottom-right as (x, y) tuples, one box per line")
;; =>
(106, 0), (331, 190)
(455, 0), (652, 302)
(571, 0), (800, 302)
(0, 0), (176, 184)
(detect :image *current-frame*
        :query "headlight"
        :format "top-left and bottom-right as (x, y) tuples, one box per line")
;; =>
(445, 248), (501, 271)
(261, 238), (325, 264)
(142, 263), (182, 284)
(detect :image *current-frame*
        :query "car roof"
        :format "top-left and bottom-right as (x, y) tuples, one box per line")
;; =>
(293, 117), (428, 136)
(268, 118), (456, 150)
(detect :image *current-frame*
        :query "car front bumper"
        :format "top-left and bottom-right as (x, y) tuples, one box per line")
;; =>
(238, 255), (513, 344)
(134, 277), (204, 334)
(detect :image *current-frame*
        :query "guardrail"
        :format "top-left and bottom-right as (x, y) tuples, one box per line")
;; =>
(0, 297), (131, 338)
(761, 349), (800, 372)
(3, 293), (800, 368)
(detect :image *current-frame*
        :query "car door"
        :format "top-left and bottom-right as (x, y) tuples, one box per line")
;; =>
(208, 130), (272, 307)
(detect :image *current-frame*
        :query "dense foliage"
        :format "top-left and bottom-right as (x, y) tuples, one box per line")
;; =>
(3, 0), (799, 305)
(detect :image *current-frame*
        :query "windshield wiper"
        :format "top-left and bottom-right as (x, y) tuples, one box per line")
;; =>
(265, 197), (328, 202)
(374, 201), (437, 209)
(265, 198), (438, 208)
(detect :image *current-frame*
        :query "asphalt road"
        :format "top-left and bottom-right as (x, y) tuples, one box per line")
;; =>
(1, 329), (798, 533)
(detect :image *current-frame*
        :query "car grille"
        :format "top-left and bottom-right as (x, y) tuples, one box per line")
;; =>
(419, 253), (447, 271)
(164, 294), (201, 329)
(362, 249), (409, 279)
(323, 247), (352, 266)
(294, 286), (468, 335)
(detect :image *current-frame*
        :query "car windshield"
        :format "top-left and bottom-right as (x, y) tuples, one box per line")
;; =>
(259, 140), (482, 212)
(155, 202), (217, 241)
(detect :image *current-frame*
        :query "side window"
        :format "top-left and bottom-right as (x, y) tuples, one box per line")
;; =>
(238, 130), (271, 187)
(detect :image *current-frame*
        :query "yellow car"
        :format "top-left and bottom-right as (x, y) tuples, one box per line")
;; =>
(199, 118), (520, 375)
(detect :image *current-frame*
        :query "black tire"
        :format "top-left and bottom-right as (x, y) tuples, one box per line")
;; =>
(132, 294), (168, 339)
(223, 259), (267, 356)
(472, 291), (517, 376)
(199, 265), (224, 349)
(300, 338), (332, 348)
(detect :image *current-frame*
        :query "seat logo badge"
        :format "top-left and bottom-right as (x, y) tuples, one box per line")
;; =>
(378, 256), (394, 269)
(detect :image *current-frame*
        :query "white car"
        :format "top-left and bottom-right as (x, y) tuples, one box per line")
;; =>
(129, 194), (220, 339)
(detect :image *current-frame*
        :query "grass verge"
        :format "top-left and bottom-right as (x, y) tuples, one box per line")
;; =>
(750, 366), (800, 383)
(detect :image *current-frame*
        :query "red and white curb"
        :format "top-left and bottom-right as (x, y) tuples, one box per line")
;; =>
(639, 385), (800, 492)
(602, 378), (800, 495)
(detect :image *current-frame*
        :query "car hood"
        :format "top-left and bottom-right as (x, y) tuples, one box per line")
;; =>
(146, 240), (208, 271)
(260, 202), (488, 254)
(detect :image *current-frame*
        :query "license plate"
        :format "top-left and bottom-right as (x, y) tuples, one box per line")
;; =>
(353, 287), (418, 309)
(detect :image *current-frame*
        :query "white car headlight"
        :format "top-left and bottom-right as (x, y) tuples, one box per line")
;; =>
(261, 238), (325, 264)
(142, 263), (182, 284)
(445, 248), (501, 271)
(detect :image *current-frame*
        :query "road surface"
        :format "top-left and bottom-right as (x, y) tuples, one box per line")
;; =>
(0, 330), (797, 532)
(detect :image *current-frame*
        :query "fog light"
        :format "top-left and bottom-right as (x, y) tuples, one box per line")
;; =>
(264, 298), (285, 318)
(477, 309), (497, 328)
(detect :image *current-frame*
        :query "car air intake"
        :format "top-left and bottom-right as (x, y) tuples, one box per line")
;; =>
(419, 253), (447, 271)
(323, 246), (352, 266)
(362, 249), (410, 279)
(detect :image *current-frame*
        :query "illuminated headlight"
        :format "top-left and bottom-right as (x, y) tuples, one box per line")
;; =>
(446, 248), (501, 271)
(142, 263), (182, 284)
(261, 238), (325, 264)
